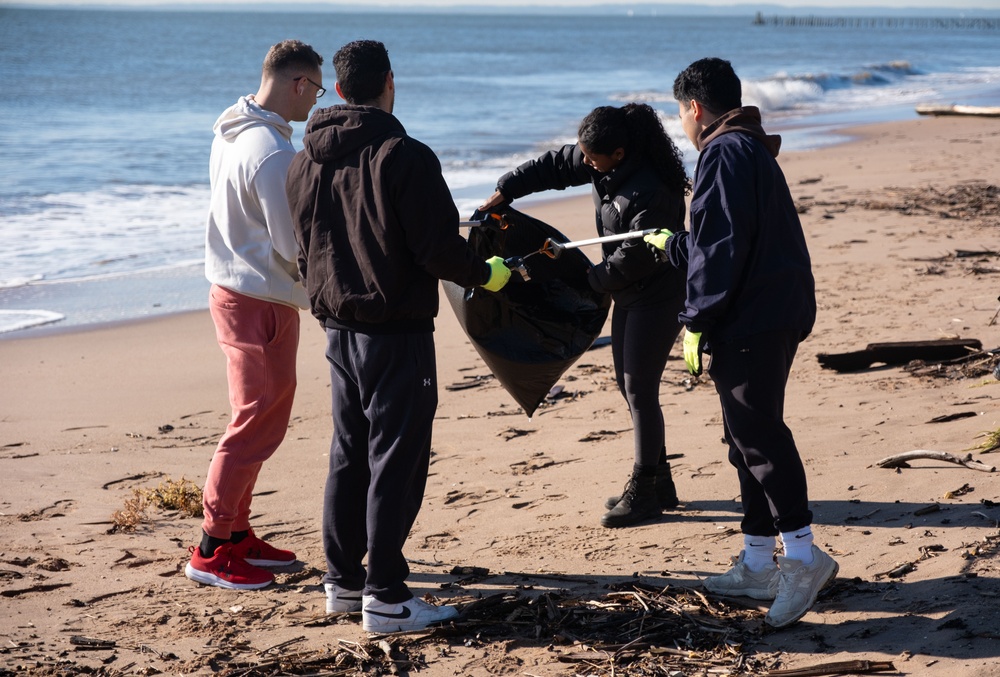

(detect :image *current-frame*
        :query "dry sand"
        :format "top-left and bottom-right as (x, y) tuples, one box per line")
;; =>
(1, 115), (998, 676)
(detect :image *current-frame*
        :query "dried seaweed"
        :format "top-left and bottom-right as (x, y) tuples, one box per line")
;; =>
(198, 584), (773, 676)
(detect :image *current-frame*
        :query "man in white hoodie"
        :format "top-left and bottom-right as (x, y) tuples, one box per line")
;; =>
(185, 39), (324, 590)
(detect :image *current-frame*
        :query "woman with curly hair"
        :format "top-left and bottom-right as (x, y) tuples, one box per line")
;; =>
(479, 103), (690, 528)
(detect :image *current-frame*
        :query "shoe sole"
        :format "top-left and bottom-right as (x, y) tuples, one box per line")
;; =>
(765, 560), (840, 628)
(184, 563), (273, 590)
(362, 609), (459, 633)
(703, 583), (777, 601)
(362, 619), (454, 633)
(327, 601), (363, 614)
(244, 557), (296, 567)
(600, 509), (663, 528)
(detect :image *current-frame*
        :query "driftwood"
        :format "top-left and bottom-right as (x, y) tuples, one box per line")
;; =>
(916, 104), (1000, 118)
(767, 658), (896, 676)
(875, 449), (996, 472)
(818, 338), (982, 372)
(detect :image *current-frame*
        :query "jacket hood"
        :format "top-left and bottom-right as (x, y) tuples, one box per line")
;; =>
(213, 95), (293, 142)
(301, 105), (406, 164)
(698, 106), (781, 157)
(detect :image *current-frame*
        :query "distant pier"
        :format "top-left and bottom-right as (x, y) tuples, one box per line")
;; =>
(752, 13), (999, 29)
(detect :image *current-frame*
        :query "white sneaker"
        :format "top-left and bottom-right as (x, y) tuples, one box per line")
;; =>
(362, 594), (459, 633)
(703, 550), (780, 600)
(325, 583), (363, 614)
(765, 546), (839, 628)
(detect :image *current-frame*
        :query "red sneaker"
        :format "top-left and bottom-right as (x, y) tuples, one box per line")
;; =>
(185, 544), (274, 590)
(230, 528), (296, 567)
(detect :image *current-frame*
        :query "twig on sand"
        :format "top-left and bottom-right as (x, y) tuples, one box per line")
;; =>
(766, 658), (896, 676)
(874, 449), (996, 472)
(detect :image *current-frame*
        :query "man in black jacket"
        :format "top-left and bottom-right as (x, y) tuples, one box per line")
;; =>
(286, 39), (510, 634)
(647, 58), (838, 628)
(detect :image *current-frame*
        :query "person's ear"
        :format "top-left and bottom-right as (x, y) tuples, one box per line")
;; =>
(612, 147), (625, 161)
(335, 82), (346, 101)
(690, 99), (705, 121)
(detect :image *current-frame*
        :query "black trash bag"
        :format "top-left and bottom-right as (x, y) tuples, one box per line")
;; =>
(443, 207), (611, 418)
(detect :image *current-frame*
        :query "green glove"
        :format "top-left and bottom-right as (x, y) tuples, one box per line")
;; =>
(643, 229), (673, 263)
(642, 228), (673, 251)
(683, 329), (704, 376)
(482, 256), (511, 292)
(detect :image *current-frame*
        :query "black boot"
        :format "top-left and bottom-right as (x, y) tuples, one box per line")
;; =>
(601, 468), (661, 528)
(604, 463), (678, 510)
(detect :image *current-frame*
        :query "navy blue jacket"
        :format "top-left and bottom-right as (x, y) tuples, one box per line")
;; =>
(497, 144), (685, 307)
(663, 107), (815, 343)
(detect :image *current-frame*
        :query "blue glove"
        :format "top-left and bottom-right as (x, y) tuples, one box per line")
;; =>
(683, 329), (704, 376)
(642, 229), (673, 263)
(482, 256), (511, 292)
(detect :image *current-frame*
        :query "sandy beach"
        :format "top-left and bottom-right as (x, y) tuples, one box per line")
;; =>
(1, 115), (998, 676)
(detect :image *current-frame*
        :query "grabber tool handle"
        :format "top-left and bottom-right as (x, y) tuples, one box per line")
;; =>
(459, 212), (508, 230)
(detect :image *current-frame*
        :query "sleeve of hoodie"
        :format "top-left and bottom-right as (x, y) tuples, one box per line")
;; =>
(680, 138), (754, 334)
(390, 139), (491, 287)
(253, 148), (300, 267)
(496, 144), (592, 200)
(587, 187), (683, 293)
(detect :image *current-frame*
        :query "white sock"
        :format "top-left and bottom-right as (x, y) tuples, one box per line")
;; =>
(742, 535), (777, 572)
(780, 526), (815, 564)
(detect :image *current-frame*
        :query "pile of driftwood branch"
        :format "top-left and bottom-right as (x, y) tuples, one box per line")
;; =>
(208, 582), (775, 676)
(903, 345), (1000, 380)
(799, 181), (999, 226)
(856, 182), (999, 224)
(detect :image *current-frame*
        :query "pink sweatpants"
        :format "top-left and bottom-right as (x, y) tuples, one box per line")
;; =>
(201, 285), (300, 539)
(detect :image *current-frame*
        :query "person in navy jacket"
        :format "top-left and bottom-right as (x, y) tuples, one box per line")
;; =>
(647, 57), (838, 628)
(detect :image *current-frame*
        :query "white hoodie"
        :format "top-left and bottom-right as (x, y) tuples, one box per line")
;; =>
(205, 96), (308, 309)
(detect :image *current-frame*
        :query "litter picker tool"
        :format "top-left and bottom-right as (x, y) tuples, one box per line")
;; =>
(504, 228), (662, 281)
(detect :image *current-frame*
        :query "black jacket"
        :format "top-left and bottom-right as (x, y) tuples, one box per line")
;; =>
(287, 105), (490, 332)
(663, 107), (815, 343)
(497, 144), (685, 307)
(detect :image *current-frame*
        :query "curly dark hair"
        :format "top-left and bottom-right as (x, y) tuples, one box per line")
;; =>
(578, 103), (689, 195)
(333, 40), (391, 104)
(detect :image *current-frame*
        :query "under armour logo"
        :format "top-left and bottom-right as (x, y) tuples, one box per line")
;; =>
(423, 378), (432, 386)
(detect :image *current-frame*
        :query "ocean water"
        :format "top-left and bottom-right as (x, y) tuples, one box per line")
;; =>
(1, 7), (998, 335)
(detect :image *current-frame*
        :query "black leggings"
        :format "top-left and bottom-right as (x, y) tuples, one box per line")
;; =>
(611, 295), (685, 466)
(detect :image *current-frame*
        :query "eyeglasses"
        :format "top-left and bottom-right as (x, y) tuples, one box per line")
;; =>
(294, 76), (325, 98)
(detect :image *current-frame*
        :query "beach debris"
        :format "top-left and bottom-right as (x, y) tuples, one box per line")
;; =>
(497, 427), (534, 441)
(138, 476), (203, 517)
(904, 346), (999, 380)
(766, 658), (896, 676)
(70, 635), (117, 650)
(110, 477), (203, 533)
(579, 428), (630, 442)
(258, 584), (767, 676)
(927, 411), (978, 423)
(915, 104), (1000, 118)
(798, 181), (999, 227)
(971, 427), (1000, 454)
(818, 338), (982, 371)
(913, 503), (941, 516)
(445, 374), (493, 391)
(874, 449), (996, 472)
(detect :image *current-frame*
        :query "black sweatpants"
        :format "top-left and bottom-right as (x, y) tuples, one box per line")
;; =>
(610, 291), (685, 466)
(321, 328), (437, 603)
(707, 329), (813, 536)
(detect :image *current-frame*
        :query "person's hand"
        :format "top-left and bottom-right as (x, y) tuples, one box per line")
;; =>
(481, 256), (512, 292)
(643, 228), (673, 262)
(683, 329), (704, 376)
(477, 190), (506, 213)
